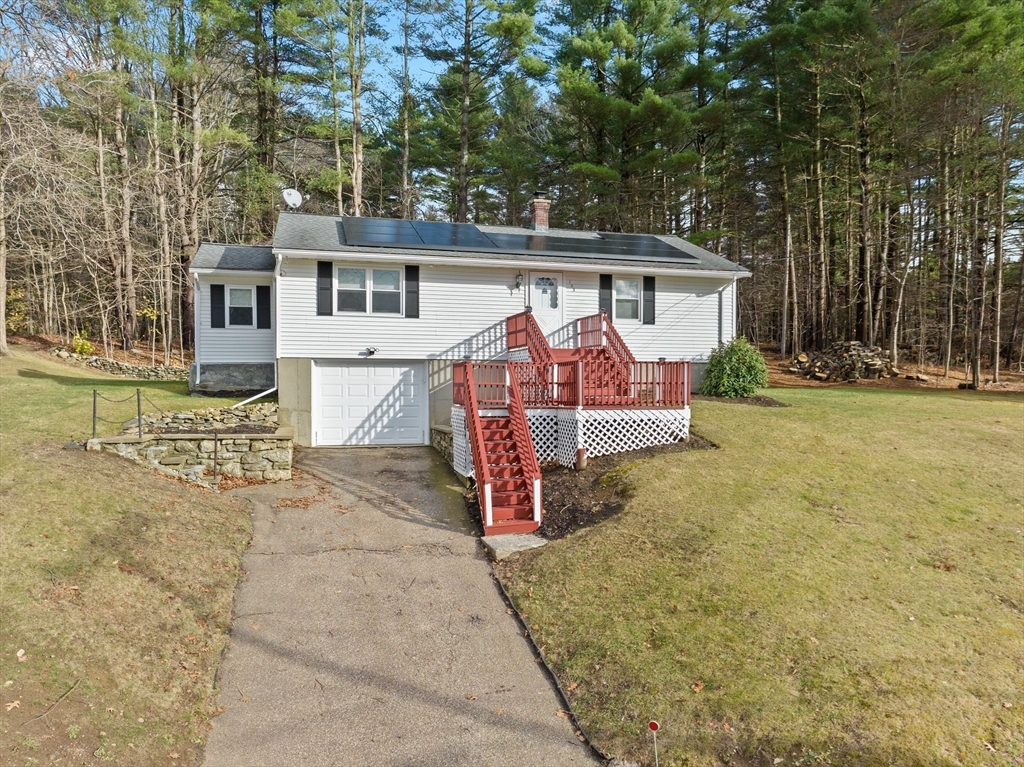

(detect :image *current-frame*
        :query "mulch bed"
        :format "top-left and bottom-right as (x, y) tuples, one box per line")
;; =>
(692, 394), (789, 407)
(538, 435), (717, 540)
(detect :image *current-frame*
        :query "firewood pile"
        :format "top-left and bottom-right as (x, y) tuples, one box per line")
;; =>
(787, 341), (902, 382)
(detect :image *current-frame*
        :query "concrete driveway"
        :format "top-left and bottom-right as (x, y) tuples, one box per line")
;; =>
(202, 446), (597, 767)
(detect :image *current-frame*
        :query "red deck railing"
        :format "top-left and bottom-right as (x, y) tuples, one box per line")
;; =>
(507, 310), (555, 366)
(464, 311), (690, 411)
(577, 311), (636, 367)
(456, 362), (495, 525)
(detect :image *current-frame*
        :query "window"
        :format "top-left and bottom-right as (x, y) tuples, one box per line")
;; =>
(336, 267), (403, 315)
(337, 268), (366, 312)
(228, 287), (254, 326)
(615, 278), (639, 320)
(371, 269), (401, 314)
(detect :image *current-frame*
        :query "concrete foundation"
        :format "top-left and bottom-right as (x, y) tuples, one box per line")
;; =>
(190, 362), (275, 393)
(278, 357), (313, 446)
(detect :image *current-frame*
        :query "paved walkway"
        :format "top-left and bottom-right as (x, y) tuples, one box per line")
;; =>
(203, 447), (596, 767)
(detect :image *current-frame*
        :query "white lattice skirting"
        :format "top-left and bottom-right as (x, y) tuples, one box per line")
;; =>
(449, 405), (690, 475)
(451, 405), (475, 478)
(567, 408), (690, 461)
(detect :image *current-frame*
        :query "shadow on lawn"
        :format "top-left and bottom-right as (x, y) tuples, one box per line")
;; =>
(16, 367), (189, 394)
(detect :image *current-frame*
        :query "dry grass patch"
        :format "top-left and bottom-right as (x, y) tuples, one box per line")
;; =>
(499, 387), (1024, 767)
(1, 350), (252, 766)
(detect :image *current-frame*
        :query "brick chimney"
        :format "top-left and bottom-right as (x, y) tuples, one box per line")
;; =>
(529, 190), (550, 232)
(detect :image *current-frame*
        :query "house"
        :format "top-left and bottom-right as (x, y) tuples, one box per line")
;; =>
(189, 194), (750, 533)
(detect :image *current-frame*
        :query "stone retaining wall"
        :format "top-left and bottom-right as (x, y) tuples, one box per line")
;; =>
(87, 428), (294, 487)
(51, 347), (188, 381)
(430, 424), (454, 468)
(125, 402), (278, 433)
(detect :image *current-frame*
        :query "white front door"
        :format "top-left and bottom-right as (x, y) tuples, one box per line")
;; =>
(316, 360), (428, 446)
(529, 271), (564, 337)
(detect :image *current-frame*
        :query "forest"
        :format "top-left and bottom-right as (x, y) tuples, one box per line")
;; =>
(1, 0), (1022, 384)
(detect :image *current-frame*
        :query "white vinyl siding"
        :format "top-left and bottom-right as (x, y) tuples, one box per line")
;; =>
(197, 274), (275, 365)
(278, 257), (737, 363)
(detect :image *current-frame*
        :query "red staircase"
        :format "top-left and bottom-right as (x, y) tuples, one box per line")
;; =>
(454, 362), (541, 536)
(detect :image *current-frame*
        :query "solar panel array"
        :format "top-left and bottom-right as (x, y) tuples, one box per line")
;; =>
(340, 217), (699, 264)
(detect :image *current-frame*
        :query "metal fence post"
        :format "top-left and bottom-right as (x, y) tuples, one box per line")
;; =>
(92, 390), (97, 439)
(136, 388), (142, 438)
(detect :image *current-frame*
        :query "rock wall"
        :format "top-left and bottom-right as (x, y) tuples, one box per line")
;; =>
(51, 347), (188, 381)
(430, 425), (454, 467)
(125, 402), (278, 433)
(87, 429), (294, 487)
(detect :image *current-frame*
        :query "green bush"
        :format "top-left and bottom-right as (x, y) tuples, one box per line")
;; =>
(700, 337), (768, 398)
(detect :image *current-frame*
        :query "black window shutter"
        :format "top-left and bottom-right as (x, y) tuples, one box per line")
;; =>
(642, 276), (655, 325)
(317, 261), (333, 315)
(256, 285), (272, 329)
(210, 284), (225, 328)
(599, 274), (612, 315)
(405, 265), (419, 318)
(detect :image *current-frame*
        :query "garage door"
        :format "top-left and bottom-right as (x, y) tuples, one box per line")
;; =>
(316, 361), (428, 446)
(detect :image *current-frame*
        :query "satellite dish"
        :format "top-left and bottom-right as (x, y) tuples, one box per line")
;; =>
(282, 188), (303, 209)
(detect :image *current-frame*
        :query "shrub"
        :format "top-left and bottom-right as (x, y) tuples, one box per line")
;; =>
(700, 337), (768, 398)
(72, 330), (95, 356)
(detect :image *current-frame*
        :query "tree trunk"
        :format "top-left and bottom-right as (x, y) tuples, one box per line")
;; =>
(400, 0), (413, 219)
(113, 91), (137, 350)
(457, 0), (472, 223)
(856, 84), (873, 344)
(348, 0), (365, 216)
(991, 104), (1010, 381)
(0, 188), (9, 357)
(813, 69), (827, 348)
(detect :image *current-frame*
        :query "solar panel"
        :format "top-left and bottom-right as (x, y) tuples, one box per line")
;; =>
(340, 217), (699, 264)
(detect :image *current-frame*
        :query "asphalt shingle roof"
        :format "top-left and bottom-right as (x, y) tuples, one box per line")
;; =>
(192, 243), (275, 272)
(272, 212), (748, 274)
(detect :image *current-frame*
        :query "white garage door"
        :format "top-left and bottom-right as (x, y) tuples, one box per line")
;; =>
(316, 360), (428, 446)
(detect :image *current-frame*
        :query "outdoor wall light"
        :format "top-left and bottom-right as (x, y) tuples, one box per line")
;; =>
(515, 271), (524, 289)
(366, 347), (378, 356)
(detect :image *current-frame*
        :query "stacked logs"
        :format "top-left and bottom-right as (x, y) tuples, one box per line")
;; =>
(787, 341), (902, 382)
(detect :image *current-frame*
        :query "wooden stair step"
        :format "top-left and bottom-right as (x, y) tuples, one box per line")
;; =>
(490, 478), (528, 492)
(490, 503), (535, 521)
(481, 429), (513, 441)
(484, 439), (517, 452)
(491, 491), (530, 506)
(484, 519), (540, 536)
(486, 453), (521, 466)
(479, 417), (511, 428)
(489, 466), (524, 479)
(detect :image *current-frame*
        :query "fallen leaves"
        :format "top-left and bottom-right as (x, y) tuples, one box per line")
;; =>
(464, 693), (478, 701)
(272, 495), (319, 509)
(691, 679), (704, 693)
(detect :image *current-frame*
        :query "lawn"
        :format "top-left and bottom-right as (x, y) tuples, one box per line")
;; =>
(0, 348), (252, 766)
(499, 387), (1024, 767)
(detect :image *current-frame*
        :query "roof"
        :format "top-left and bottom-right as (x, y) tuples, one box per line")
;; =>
(272, 212), (748, 274)
(192, 243), (275, 272)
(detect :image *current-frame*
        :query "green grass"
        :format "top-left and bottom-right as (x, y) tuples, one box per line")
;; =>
(501, 387), (1024, 767)
(1, 349), (252, 766)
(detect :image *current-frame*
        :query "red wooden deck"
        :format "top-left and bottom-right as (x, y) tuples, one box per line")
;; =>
(454, 310), (691, 536)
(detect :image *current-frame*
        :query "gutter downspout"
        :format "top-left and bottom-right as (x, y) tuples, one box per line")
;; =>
(193, 274), (201, 387)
